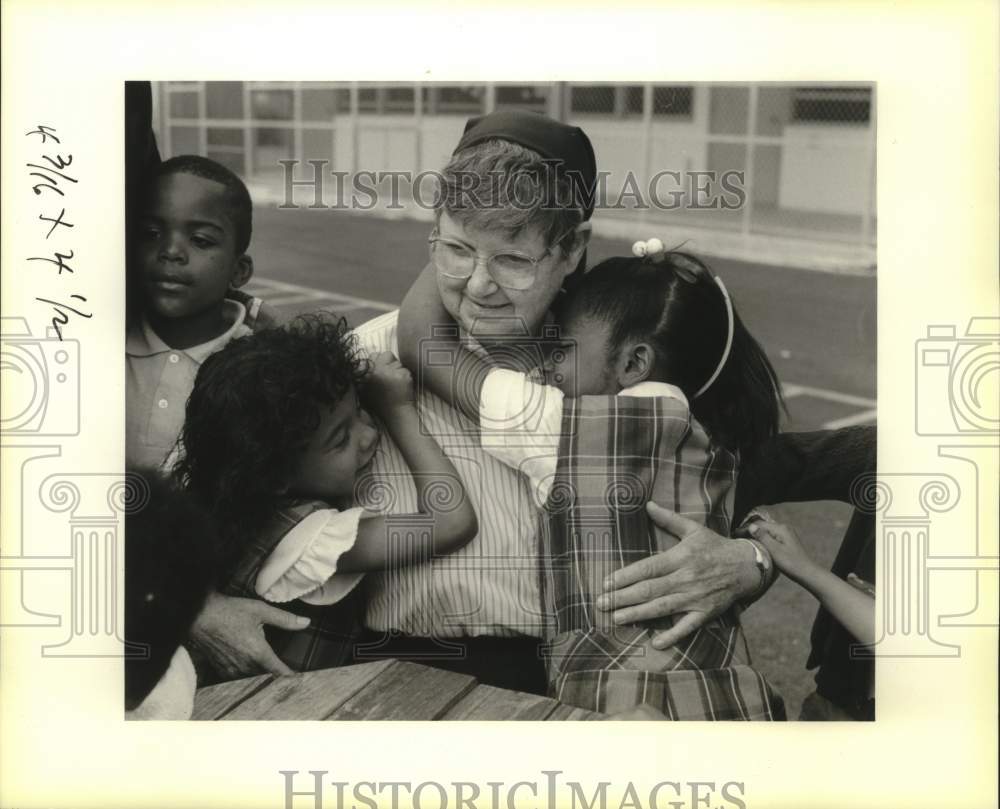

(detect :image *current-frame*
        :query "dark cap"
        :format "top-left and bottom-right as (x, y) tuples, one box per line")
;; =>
(454, 110), (598, 221)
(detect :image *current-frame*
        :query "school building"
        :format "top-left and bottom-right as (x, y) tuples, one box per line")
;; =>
(151, 82), (876, 271)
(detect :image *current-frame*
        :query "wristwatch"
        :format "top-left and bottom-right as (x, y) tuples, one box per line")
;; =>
(737, 537), (774, 603)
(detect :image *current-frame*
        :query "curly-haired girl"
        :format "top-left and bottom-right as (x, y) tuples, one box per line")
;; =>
(175, 313), (477, 672)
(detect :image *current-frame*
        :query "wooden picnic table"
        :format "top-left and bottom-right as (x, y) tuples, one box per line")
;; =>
(192, 659), (605, 721)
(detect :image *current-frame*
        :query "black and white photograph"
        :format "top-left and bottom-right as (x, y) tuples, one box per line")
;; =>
(124, 80), (877, 723)
(1, 3), (996, 808)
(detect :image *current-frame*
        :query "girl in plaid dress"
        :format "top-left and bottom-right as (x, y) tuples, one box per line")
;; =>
(175, 314), (478, 673)
(398, 242), (787, 719)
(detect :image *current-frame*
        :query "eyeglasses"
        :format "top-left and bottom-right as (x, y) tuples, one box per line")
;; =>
(427, 229), (565, 292)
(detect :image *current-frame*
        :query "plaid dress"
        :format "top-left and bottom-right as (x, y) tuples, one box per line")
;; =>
(224, 500), (365, 672)
(540, 395), (785, 720)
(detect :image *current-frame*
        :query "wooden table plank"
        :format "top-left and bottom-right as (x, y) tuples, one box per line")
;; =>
(327, 661), (476, 720)
(191, 673), (273, 720)
(441, 684), (561, 721)
(193, 660), (607, 720)
(222, 660), (394, 721)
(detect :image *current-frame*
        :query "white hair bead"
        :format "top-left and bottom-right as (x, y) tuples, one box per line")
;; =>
(631, 240), (648, 257)
(646, 237), (664, 255)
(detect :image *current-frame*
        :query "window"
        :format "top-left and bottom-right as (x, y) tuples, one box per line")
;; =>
(251, 89), (294, 120)
(168, 92), (199, 119)
(567, 84), (690, 119)
(652, 86), (693, 118)
(569, 85), (615, 115)
(302, 88), (350, 121)
(422, 85), (485, 115)
(358, 87), (378, 113)
(169, 126), (199, 154)
(205, 82), (244, 119)
(793, 87), (871, 124)
(207, 128), (243, 147)
(494, 85), (549, 113)
(255, 127), (292, 148)
(251, 127), (294, 178)
(354, 85), (417, 114)
(384, 86), (415, 113)
(206, 128), (245, 176)
(624, 86), (645, 116)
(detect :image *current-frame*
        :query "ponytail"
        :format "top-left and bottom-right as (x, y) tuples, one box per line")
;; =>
(690, 306), (785, 458)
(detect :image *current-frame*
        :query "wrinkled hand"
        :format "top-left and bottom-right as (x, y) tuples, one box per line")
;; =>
(595, 502), (758, 650)
(188, 591), (309, 680)
(361, 351), (415, 420)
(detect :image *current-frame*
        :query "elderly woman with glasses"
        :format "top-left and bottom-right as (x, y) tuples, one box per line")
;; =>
(190, 111), (875, 719)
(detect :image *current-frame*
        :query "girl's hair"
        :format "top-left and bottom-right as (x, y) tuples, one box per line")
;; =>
(554, 252), (785, 457)
(173, 313), (370, 578)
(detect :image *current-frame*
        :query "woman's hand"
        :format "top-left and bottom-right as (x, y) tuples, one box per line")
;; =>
(188, 591), (309, 680)
(595, 502), (760, 650)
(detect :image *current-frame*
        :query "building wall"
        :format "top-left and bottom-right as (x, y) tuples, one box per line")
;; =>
(152, 81), (876, 249)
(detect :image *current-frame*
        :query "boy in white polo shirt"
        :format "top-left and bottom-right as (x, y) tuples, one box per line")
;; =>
(126, 155), (254, 469)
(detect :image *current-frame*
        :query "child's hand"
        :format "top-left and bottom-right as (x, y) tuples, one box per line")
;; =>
(750, 520), (875, 646)
(362, 351), (415, 419)
(746, 519), (817, 584)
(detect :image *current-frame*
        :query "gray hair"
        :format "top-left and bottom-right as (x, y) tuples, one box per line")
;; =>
(436, 138), (586, 256)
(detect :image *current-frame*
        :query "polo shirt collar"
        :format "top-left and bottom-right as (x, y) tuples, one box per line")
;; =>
(126, 300), (248, 362)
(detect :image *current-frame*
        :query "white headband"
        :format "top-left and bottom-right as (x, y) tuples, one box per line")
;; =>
(632, 238), (735, 399)
(693, 276), (734, 399)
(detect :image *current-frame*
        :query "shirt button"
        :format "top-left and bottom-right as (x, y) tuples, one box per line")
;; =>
(169, 353), (180, 364)
(158, 399), (168, 409)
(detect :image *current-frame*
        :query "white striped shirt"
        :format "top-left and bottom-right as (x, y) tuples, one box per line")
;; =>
(353, 310), (544, 638)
